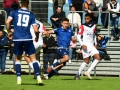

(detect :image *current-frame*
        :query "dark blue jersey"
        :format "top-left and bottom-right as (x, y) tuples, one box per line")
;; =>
(9, 8), (36, 41)
(53, 27), (74, 48)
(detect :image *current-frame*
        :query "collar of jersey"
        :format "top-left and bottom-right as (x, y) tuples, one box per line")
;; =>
(83, 23), (94, 28)
(21, 8), (28, 10)
(61, 27), (69, 31)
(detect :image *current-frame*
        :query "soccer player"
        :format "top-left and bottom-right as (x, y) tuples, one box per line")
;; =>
(24, 20), (46, 69)
(5, 0), (43, 85)
(43, 18), (76, 79)
(24, 20), (46, 79)
(74, 13), (101, 80)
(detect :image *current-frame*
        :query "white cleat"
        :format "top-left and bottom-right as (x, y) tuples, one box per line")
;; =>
(85, 72), (92, 79)
(37, 79), (44, 86)
(68, 60), (72, 64)
(17, 79), (21, 85)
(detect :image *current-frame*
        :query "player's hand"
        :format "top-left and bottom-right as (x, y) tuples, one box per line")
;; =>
(35, 38), (38, 42)
(82, 45), (87, 50)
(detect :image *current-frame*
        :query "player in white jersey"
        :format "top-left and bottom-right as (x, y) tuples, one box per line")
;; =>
(74, 13), (101, 80)
(24, 20), (46, 72)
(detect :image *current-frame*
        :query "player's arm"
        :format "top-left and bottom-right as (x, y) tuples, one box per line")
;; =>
(94, 27), (97, 48)
(32, 25), (39, 42)
(77, 25), (87, 50)
(6, 18), (12, 33)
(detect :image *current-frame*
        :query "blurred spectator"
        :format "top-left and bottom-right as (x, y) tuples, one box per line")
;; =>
(42, 33), (56, 76)
(101, 0), (109, 28)
(0, 12), (5, 30)
(93, 0), (102, 8)
(50, 6), (66, 28)
(52, 0), (66, 13)
(83, 0), (99, 24)
(7, 31), (16, 73)
(69, 37), (77, 63)
(68, 0), (83, 22)
(108, 0), (119, 40)
(3, 0), (19, 17)
(67, 6), (81, 34)
(97, 34), (110, 60)
(0, 29), (9, 74)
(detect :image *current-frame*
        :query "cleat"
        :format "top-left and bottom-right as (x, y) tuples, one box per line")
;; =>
(17, 80), (21, 85)
(85, 72), (92, 79)
(74, 75), (80, 80)
(37, 79), (44, 86)
(42, 75), (48, 80)
(46, 66), (52, 74)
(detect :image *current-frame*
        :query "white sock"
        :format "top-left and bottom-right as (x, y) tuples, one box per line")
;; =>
(78, 62), (87, 75)
(87, 59), (99, 73)
(29, 62), (33, 69)
(37, 75), (41, 80)
(17, 76), (21, 81)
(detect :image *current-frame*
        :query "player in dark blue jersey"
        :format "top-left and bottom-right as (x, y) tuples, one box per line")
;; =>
(42, 18), (76, 79)
(5, 0), (43, 85)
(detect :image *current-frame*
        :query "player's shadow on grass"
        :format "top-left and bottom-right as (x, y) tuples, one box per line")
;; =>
(61, 79), (76, 80)
(21, 83), (44, 86)
(85, 78), (101, 80)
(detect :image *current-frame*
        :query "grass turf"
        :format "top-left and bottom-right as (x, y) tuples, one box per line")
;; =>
(0, 75), (120, 90)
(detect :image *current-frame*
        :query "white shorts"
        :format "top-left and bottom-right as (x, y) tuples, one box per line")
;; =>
(82, 46), (99, 59)
(33, 40), (43, 54)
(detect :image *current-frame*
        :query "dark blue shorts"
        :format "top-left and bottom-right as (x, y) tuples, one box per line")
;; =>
(57, 48), (69, 59)
(13, 40), (36, 56)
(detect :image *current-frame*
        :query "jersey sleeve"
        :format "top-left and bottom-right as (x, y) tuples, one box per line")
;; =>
(31, 13), (36, 25)
(78, 25), (84, 35)
(53, 28), (58, 34)
(8, 11), (14, 19)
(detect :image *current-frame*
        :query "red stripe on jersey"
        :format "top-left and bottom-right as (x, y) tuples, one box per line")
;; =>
(42, 25), (46, 31)
(78, 25), (84, 35)
(94, 26), (96, 34)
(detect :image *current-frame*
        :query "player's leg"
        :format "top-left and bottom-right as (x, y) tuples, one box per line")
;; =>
(24, 40), (43, 85)
(85, 47), (101, 79)
(75, 49), (90, 80)
(24, 54), (33, 69)
(13, 41), (23, 85)
(48, 48), (69, 72)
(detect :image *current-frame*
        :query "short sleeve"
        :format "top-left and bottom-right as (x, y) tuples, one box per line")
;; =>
(31, 13), (36, 25)
(78, 25), (84, 35)
(8, 11), (14, 19)
(53, 28), (58, 34)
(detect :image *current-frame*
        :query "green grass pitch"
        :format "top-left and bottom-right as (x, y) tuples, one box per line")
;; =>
(0, 75), (120, 90)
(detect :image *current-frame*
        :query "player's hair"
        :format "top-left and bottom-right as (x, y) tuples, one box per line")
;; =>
(56, 6), (62, 9)
(61, 18), (69, 22)
(21, 0), (29, 8)
(85, 13), (92, 18)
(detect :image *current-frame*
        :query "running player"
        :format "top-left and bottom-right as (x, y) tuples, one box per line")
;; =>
(74, 13), (101, 80)
(6, 0), (43, 85)
(42, 18), (76, 79)
(24, 20), (46, 70)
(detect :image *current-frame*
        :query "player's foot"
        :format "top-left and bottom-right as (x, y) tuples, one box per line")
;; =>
(46, 66), (52, 74)
(85, 72), (92, 79)
(42, 75), (48, 80)
(17, 79), (21, 85)
(37, 79), (44, 85)
(69, 60), (72, 64)
(74, 75), (80, 80)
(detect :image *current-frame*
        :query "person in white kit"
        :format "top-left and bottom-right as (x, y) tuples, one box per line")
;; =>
(24, 20), (46, 71)
(74, 13), (101, 80)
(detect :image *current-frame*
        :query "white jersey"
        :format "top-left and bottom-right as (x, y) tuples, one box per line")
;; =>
(30, 20), (46, 53)
(77, 23), (97, 47)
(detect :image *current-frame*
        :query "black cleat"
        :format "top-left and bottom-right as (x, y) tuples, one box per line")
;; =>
(74, 75), (80, 80)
